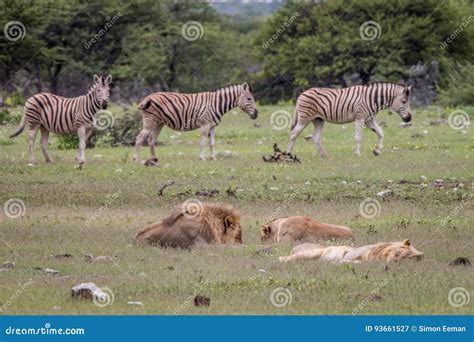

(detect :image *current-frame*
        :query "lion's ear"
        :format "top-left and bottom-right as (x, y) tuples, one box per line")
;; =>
(223, 216), (234, 233)
(403, 239), (411, 246)
(262, 224), (272, 235)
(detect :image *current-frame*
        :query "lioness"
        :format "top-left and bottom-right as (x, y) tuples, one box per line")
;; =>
(279, 239), (424, 263)
(135, 202), (242, 248)
(261, 216), (354, 243)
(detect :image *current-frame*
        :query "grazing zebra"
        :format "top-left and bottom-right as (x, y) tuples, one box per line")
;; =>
(10, 75), (112, 165)
(133, 82), (258, 162)
(287, 82), (412, 157)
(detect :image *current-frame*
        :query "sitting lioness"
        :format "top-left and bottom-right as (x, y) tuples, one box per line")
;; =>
(279, 239), (424, 263)
(261, 216), (354, 243)
(135, 202), (242, 248)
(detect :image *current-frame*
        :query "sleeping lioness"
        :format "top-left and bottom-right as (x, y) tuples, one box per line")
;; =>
(279, 239), (424, 263)
(261, 216), (354, 243)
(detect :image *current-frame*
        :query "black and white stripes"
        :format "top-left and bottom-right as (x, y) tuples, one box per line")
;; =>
(10, 74), (112, 165)
(134, 82), (258, 161)
(287, 82), (412, 157)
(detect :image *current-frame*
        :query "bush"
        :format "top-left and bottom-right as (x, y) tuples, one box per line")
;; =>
(55, 104), (142, 149)
(437, 62), (474, 107)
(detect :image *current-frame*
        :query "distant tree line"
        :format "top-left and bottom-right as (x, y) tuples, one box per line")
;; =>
(1, 0), (473, 106)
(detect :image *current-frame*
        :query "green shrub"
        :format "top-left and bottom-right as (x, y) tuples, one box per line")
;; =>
(437, 62), (474, 107)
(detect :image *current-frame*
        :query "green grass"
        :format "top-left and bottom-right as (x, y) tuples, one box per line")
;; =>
(0, 105), (473, 315)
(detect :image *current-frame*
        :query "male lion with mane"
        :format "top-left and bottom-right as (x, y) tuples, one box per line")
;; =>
(279, 239), (424, 263)
(261, 216), (354, 243)
(135, 202), (242, 249)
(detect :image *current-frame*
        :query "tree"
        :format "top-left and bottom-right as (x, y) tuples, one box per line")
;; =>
(257, 0), (474, 102)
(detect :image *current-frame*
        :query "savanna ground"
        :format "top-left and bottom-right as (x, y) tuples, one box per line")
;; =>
(0, 104), (472, 315)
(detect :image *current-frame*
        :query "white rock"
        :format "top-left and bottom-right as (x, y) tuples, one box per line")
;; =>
(257, 269), (266, 274)
(43, 268), (60, 275)
(127, 301), (144, 307)
(1, 261), (15, 270)
(341, 181), (347, 185)
(71, 282), (107, 301)
(387, 180), (394, 184)
(420, 175), (427, 182)
(376, 190), (393, 198)
(422, 130), (428, 135)
(356, 180), (362, 184)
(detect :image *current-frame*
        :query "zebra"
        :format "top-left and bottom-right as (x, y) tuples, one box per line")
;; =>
(10, 75), (112, 165)
(133, 82), (258, 162)
(287, 82), (412, 157)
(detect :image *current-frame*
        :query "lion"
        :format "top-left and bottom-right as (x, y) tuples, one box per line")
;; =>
(279, 239), (424, 263)
(261, 216), (354, 243)
(135, 202), (242, 249)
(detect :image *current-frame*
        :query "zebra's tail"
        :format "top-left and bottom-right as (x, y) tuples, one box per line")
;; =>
(9, 114), (26, 138)
(290, 105), (299, 131)
(138, 97), (152, 111)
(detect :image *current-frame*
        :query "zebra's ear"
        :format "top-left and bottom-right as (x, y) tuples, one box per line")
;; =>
(243, 82), (252, 92)
(105, 74), (113, 85)
(93, 74), (100, 84)
(405, 85), (411, 96)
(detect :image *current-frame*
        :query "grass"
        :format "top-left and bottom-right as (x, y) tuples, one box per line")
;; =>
(0, 105), (472, 315)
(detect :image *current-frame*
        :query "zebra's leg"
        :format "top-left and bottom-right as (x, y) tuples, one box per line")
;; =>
(39, 127), (53, 163)
(311, 118), (327, 157)
(148, 124), (163, 160)
(199, 124), (211, 161)
(133, 118), (155, 163)
(354, 118), (364, 157)
(209, 126), (217, 160)
(287, 121), (308, 154)
(27, 125), (40, 164)
(366, 119), (384, 156)
(76, 125), (87, 165)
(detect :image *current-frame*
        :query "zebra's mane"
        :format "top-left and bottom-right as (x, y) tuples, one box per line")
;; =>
(208, 83), (244, 93)
(363, 81), (406, 88)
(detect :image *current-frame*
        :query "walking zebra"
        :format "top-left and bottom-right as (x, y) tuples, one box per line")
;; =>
(10, 75), (112, 165)
(133, 82), (258, 161)
(287, 82), (412, 157)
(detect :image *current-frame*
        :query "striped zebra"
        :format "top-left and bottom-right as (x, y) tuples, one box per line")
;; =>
(134, 82), (258, 161)
(287, 82), (412, 157)
(10, 75), (112, 165)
